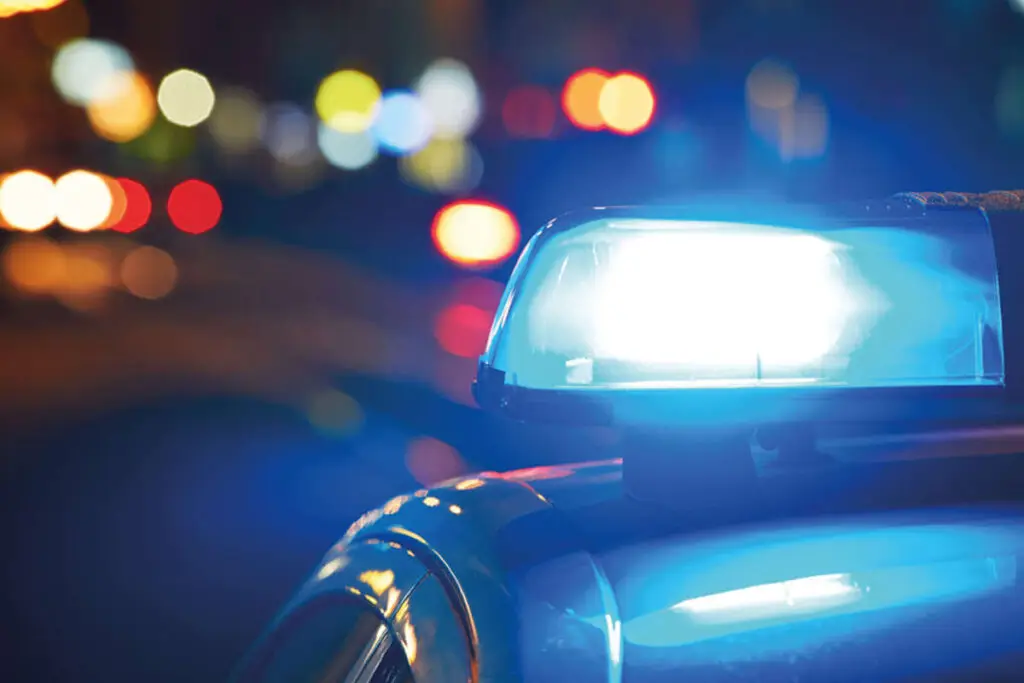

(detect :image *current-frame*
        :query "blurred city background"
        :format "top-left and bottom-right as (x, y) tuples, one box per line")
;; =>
(2, 0), (1024, 681)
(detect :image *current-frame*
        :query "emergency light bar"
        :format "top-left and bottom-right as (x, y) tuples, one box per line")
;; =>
(474, 195), (1016, 427)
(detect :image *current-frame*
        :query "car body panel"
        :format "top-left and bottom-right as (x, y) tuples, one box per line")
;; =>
(241, 457), (1024, 682)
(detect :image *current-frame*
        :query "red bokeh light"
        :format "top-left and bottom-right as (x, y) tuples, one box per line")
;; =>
(502, 85), (557, 138)
(434, 302), (492, 358)
(450, 276), (504, 313)
(110, 178), (151, 233)
(562, 68), (610, 131)
(167, 179), (222, 234)
(432, 200), (520, 269)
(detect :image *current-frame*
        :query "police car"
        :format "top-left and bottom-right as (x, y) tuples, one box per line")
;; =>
(234, 191), (1024, 683)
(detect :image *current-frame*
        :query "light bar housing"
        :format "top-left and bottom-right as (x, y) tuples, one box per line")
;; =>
(474, 198), (1007, 427)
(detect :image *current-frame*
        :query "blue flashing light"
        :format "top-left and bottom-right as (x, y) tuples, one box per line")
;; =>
(483, 212), (1004, 394)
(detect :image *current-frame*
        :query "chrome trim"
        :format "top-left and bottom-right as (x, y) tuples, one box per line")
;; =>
(342, 623), (392, 683)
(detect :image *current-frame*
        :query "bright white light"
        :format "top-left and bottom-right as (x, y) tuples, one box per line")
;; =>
(157, 69), (216, 127)
(317, 124), (378, 170)
(260, 103), (317, 164)
(372, 91), (434, 156)
(0, 171), (56, 232)
(51, 38), (134, 106)
(415, 58), (482, 138)
(593, 224), (853, 375)
(674, 573), (859, 622)
(54, 170), (113, 232)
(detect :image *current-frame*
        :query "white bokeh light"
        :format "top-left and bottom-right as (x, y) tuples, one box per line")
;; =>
(52, 38), (134, 107)
(157, 69), (216, 127)
(415, 58), (482, 139)
(260, 102), (318, 164)
(318, 125), (379, 170)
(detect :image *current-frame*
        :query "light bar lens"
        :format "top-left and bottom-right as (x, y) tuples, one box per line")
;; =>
(486, 218), (1004, 390)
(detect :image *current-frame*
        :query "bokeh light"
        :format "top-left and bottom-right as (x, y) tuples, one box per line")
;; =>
(502, 85), (557, 138)
(55, 242), (114, 308)
(110, 178), (151, 233)
(261, 103), (318, 164)
(0, 170), (56, 232)
(124, 117), (196, 164)
(432, 200), (520, 269)
(434, 302), (492, 358)
(405, 437), (466, 487)
(373, 91), (434, 156)
(51, 38), (134, 107)
(399, 138), (482, 193)
(414, 58), (482, 138)
(746, 59), (799, 111)
(598, 72), (656, 134)
(30, 0), (89, 49)
(779, 93), (830, 160)
(157, 69), (216, 127)
(307, 389), (364, 436)
(54, 170), (113, 231)
(86, 71), (157, 143)
(316, 70), (382, 133)
(208, 87), (263, 154)
(167, 179), (222, 234)
(98, 176), (127, 229)
(120, 246), (177, 300)
(318, 125), (379, 170)
(562, 68), (610, 130)
(2, 235), (66, 295)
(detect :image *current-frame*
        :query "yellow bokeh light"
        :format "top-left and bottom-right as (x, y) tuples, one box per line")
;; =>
(598, 73), (656, 134)
(55, 170), (113, 231)
(400, 137), (471, 192)
(315, 70), (382, 133)
(0, 0), (67, 17)
(0, 170), (56, 232)
(746, 59), (799, 111)
(120, 245), (178, 300)
(87, 71), (157, 143)
(2, 236), (66, 295)
(158, 69), (216, 128)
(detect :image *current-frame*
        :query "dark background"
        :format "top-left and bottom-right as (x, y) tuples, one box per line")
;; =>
(3, 1), (1024, 681)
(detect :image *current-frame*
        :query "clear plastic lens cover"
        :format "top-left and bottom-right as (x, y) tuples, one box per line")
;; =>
(484, 213), (1004, 391)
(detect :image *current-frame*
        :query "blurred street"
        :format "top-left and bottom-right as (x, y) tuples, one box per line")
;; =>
(4, 0), (1024, 680)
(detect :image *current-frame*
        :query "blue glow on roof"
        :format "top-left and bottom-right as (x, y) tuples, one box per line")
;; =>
(485, 215), (1004, 392)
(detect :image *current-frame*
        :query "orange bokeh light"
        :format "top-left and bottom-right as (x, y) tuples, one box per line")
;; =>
(431, 200), (520, 269)
(598, 72), (656, 135)
(86, 71), (157, 143)
(562, 68), (610, 131)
